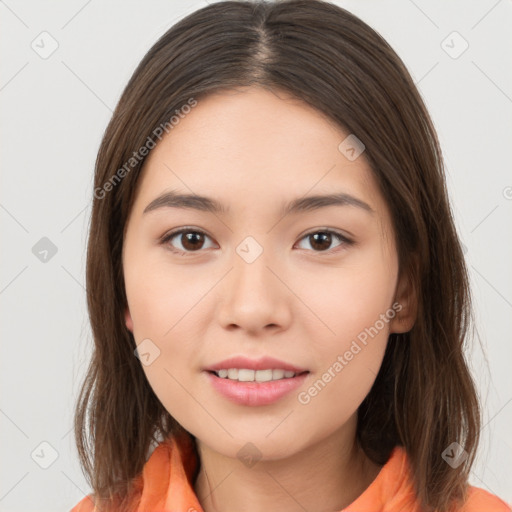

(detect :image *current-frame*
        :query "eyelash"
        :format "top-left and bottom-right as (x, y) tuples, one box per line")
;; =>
(159, 227), (355, 256)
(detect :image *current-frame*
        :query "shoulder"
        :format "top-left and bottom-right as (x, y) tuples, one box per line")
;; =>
(460, 485), (511, 512)
(69, 494), (96, 512)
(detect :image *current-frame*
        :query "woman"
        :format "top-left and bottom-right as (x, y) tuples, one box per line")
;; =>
(71, 1), (510, 511)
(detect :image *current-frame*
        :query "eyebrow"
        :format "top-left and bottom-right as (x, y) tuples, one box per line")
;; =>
(142, 190), (374, 216)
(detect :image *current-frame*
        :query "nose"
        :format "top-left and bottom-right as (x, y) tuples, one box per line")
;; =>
(216, 245), (292, 335)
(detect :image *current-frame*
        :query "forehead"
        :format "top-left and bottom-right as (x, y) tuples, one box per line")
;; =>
(131, 86), (387, 223)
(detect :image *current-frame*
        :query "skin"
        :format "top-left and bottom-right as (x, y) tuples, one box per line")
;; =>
(122, 86), (416, 512)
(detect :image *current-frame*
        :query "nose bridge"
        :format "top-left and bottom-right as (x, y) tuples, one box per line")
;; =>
(232, 234), (276, 300)
(216, 234), (290, 331)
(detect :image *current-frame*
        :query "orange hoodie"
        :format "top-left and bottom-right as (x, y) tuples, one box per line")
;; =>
(71, 430), (511, 512)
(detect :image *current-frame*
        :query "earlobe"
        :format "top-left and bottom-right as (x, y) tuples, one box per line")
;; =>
(393, 315), (413, 333)
(125, 307), (134, 333)
(389, 267), (418, 334)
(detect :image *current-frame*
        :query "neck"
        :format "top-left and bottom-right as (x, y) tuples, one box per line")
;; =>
(193, 416), (382, 512)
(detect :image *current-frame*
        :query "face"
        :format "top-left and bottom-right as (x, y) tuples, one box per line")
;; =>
(122, 86), (413, 461)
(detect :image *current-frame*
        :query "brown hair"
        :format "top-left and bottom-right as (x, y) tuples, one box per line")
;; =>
(74, 1), (481, 510)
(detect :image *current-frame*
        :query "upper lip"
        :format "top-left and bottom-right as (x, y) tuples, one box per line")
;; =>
(204, 356), (309, 373)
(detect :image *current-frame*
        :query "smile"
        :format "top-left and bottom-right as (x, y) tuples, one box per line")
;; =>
(212, 368), (303, 382)
(205, 370), (310, 406)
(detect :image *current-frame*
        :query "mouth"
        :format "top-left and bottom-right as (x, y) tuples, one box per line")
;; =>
(204, 369), (310, 406)
(203, 356), (310, 406)
(207, 368), (310, 382)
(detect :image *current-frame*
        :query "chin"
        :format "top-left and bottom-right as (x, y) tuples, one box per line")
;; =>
(192, 426), (308, 462)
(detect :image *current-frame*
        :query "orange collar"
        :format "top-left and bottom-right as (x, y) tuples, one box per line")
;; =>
(132, 430), (419, 511)
(72, 430), (510, 511)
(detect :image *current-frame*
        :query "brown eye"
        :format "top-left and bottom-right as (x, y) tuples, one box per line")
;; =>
(296, 230), (353, 252)
(309, 232), (333, 251)
(180, 232), (206, 251)
(161, 228), (353, 255)
(161, 228), (215, 254)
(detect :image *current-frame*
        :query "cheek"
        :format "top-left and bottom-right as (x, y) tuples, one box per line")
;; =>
(296, 252), (397, 345)
(124, 260), (210, 413)
(298, 294), (392, 423)
(294, 250), (396, 404)
(125, 258), (210, 340)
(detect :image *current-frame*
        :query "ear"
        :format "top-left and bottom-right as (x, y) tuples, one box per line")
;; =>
(389, 264), (417, 334)
(125, 306), (134, 333)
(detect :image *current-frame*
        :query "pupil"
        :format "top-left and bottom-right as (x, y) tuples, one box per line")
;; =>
(182, 232), (203, 250)
(311, 232), (331, 251)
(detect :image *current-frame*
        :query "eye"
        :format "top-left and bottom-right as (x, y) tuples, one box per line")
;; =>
(160, 227), (354, 256)
(160, 227), (217, 255)
(295, 229), (354, 253)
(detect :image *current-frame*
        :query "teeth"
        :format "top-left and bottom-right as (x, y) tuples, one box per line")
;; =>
(273, 369), (285, 380)
(214, 368), (299, 382)
(239, 369), (256, 382)
(258, 369), (275, 381)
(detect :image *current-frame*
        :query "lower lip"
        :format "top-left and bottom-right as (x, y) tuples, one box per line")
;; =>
(205, 371), (309, 406)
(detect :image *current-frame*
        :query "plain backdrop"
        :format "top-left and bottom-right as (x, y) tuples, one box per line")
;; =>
(0, 0), (511, 510)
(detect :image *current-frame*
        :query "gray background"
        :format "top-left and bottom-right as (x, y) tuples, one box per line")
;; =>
(0, 0), (511, 510)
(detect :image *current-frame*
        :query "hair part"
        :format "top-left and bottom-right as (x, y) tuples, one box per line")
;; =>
(74, 1), (481, 510)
